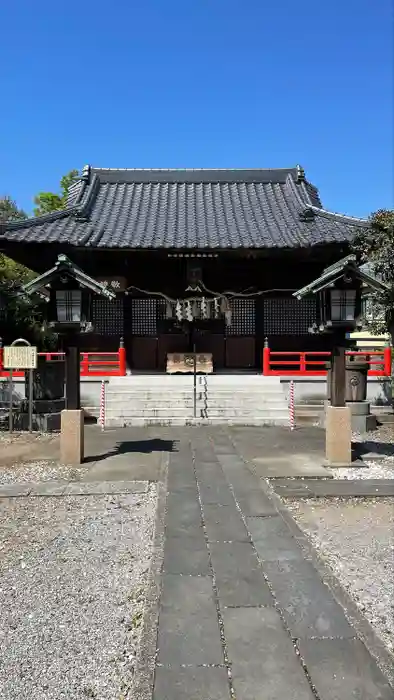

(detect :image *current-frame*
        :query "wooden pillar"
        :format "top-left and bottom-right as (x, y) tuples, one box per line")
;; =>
(64, 339), (80, 410)
(331, 343), (346, 407)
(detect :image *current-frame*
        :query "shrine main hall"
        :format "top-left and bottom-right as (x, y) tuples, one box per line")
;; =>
(1, 165), (369, 372)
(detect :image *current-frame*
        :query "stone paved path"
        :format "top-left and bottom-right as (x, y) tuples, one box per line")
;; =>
(153, 430), (394, 700)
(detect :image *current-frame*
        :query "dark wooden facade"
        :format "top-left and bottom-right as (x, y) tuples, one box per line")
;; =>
(1, 166), (369, 372)
(62, 247), (344, 371)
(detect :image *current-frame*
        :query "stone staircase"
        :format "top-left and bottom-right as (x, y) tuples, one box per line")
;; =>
(101, 374), (290, 427)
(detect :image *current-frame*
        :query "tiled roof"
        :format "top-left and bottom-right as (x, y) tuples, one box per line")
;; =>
(1, 166), (369, 250)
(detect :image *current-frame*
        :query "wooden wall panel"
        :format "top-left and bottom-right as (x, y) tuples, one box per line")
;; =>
(131, 337), (158, 370)
(225, 337), (255, 369)
(194, 334), (225, 369)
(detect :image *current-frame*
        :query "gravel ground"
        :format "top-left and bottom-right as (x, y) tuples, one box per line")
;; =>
(0, 431), (56, 446)
(0, 430), (49, 440)
(331, 460), (394, 480)
(0, 487), (157, 700)
(0, 459), (86, 485)
(287, 497), (394, 655)
(330, 423), (394, 480)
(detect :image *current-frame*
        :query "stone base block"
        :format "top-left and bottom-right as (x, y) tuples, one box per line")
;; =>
(325, 406), (352, 466)
(352, 413), (377, 433)
(60, 409), (84, 464)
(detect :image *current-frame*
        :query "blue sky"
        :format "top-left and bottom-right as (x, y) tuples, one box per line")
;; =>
(1, 0), (392, 218)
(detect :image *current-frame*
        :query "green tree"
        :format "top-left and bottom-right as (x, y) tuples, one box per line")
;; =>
(353, 210), (394, 405)
(0, 196), (33, 287)
(33, 169), (79, 216)
(353, 209), (394, 343)
(0, 196), (49, 345)
(0, 195), (27, 223)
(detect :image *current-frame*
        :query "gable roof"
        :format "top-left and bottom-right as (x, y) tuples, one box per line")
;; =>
(294, 254), (390, 299)
(22, 254), (116, 299)
(1, 165), (369, 250)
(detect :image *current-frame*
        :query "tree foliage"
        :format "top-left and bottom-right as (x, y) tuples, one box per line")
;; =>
(0, 196), (33, 289)
(1, 171), (79, 344)
(353, 209), (394, 344)
(0, 195), (27, 223)
(0, 196), (48, 345)
(33, 169), (79, 217)
(1, 171), (80, 345)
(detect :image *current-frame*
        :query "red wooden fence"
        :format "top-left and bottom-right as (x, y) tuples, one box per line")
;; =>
(0, 345), (127, 378)
(262, 346), (392, 377)
(0, 341), (391, 378)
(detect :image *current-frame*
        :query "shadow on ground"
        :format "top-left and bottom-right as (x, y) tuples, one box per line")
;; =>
(356, 441), (394, 458)
(83, 438), (179, 463)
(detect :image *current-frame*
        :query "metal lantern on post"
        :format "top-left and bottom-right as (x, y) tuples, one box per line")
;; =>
(22, 255), (115, 464)
(294, 255), (389, 465)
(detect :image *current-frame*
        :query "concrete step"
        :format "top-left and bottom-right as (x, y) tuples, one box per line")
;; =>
(104, 416), (290, 427)
(104, 396), (287, 407)
(100, 374), (288, 426)
(106, 387), (285, 396)
(109, 375), (280, 385)
(104, 407), (289, 418)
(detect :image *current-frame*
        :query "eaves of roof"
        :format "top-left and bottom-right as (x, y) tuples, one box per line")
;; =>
(1, 165), (370, 250)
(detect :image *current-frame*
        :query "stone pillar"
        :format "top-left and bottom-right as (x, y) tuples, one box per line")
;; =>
(325, 405), (352, 466)
(60, 409), (84, 464)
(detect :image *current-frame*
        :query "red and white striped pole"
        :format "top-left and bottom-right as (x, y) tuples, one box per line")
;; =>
(99, 380), (106, 431)
(289, 380), (295, 431)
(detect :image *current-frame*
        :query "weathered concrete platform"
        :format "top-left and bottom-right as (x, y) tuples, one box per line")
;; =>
(272, 478), (394, 499)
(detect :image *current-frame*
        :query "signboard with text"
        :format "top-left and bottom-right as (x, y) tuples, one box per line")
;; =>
(4, 346), (38, 370)
(95, 277), (127, 292)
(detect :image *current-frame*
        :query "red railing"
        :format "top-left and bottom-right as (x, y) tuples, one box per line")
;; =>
(0, 343), (127, 378)
(262, 346), (392, 377)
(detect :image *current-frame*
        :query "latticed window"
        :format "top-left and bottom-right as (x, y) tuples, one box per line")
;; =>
(263, 297), (316, 335)
(92, 298), (124, 335)
(225, 299), (256, 335)
(130, 298), (166, 335)
(56, 290), (81, 322)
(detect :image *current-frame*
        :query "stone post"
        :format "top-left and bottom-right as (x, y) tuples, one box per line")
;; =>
(60, 409), (84, 464)
(60, 336), (84, 464)
(325, 336), (352, 465)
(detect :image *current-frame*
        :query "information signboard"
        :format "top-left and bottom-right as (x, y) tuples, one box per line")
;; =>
(4, 346), (38, 370)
